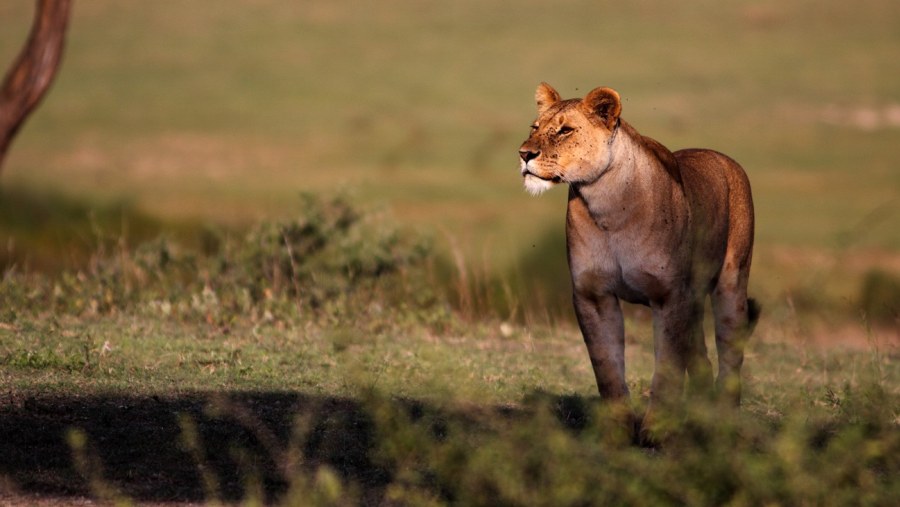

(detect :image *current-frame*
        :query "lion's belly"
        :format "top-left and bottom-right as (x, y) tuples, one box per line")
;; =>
(614, 247), (683, 306)
(568, 225), (685, 307)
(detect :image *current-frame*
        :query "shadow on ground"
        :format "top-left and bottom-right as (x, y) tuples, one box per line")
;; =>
(0, 390), (594, 504)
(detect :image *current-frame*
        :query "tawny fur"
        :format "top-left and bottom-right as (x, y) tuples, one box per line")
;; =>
(519, 83), (758, 440)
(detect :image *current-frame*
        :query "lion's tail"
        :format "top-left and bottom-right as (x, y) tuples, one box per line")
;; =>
(746, 298), (761, 334)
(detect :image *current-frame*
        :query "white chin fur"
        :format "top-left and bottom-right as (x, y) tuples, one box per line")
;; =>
(523, 174), (556, 196)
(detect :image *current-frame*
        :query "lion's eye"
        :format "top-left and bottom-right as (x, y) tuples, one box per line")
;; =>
(557, 125), (575, 136)
(530, 124), (539, 132)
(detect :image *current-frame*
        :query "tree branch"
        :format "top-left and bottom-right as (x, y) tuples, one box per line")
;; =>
(0, 0), (73, 173)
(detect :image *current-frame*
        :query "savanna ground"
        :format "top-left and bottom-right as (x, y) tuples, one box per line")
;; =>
(1, 1), (899, 505)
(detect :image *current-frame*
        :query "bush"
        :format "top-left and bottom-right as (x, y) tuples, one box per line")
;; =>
(0, 194), (449, 329)
(224, 195), (430, 309)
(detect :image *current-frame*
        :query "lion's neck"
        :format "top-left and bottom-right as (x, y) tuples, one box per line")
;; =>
(573, 120), (682, 231)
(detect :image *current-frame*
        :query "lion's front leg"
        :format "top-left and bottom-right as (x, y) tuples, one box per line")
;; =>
(573, 291), (629, 400)
(573, 291), (636, 438)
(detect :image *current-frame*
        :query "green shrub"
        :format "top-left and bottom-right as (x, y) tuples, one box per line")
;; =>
(222, 195), (431, 310)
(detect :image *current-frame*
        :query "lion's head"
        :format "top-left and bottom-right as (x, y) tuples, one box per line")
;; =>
(518, 83), (622, 195)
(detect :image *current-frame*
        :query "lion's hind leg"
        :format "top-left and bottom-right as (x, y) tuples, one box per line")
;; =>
(685, 297), (714, 398)
(711, 264), (758, 406)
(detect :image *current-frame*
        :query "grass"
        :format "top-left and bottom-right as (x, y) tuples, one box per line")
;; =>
(1, 0), (899, 504)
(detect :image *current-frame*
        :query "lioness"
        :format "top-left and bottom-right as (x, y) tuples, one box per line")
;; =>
(518, 83), (759, 436)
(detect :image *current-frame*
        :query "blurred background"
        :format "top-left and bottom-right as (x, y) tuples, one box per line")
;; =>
(1, 0), (898, 337)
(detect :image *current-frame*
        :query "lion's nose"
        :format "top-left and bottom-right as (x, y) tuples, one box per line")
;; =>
(519, 148), (540, 163)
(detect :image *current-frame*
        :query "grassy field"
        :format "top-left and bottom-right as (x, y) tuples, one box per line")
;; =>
(2, 0), (898, 318)
(1, 0), (899, 504)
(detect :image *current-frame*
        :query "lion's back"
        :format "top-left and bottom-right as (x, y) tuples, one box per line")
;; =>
(675, 148), (755, 268)
(675, 148), (753, 209)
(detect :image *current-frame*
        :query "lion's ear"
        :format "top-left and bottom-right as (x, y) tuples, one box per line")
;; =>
(582, 87), (621, 130)
(535, 82), (561, 115)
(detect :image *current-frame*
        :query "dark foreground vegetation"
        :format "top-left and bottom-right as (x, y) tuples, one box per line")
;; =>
(2, 386), (898, 506)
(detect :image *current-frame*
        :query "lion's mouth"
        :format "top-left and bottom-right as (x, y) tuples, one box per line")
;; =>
(521, 169), (562, 183)
(522, 171), (562, 196)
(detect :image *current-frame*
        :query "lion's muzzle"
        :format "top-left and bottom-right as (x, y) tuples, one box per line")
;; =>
(519, 147), (540, 163)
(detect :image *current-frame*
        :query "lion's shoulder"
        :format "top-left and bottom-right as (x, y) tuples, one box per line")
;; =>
(619, 121), (681, 185)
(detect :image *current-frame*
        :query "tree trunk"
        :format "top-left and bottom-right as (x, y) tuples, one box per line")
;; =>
(0, 0), (73, 174)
